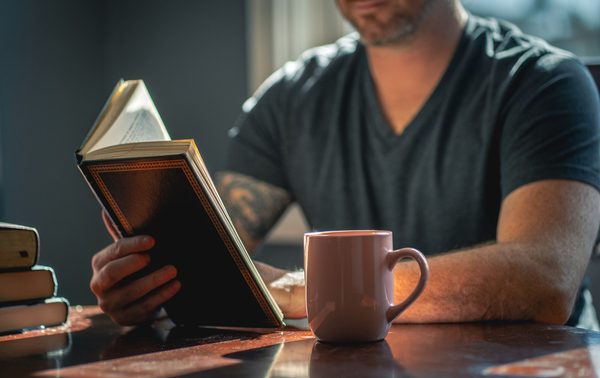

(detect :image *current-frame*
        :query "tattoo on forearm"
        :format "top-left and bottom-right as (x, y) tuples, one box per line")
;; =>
(215, 171), (292, 241)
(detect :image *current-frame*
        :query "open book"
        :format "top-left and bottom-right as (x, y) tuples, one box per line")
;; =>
(75, 80), (284, 328)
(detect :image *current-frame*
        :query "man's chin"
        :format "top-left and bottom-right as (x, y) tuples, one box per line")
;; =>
(358, 26), (416, 47)
(349, 13), (416, 47)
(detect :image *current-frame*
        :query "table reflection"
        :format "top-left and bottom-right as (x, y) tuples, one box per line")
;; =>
(2, 307), (600, 378)
(309, 340), (404, 377)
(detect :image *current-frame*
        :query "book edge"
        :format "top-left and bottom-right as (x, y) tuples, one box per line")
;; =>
(0, 297), (70, 336)
(78, 79), (125, 154)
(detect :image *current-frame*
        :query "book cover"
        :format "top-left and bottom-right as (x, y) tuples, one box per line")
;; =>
(0, 265), (57, 304)
(0, 223), (39, 271)
(76, 80), (284, 328)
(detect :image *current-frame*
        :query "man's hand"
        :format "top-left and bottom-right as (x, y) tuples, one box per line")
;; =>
(90, 211), (181, 326)
(254, 261), (307, 318)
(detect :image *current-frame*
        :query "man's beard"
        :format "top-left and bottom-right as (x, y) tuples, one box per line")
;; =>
(347, 0), (445, 47)
(352, 13), (419, 46)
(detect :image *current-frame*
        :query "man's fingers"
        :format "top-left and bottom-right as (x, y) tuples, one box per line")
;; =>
(97, 265), (177, 311)
(99, 266), (180, 326)
(90, 253), (151, 296)
(121, 265), (178, 304)
(117, 280), (181, 325)
(91, 236), (155, 272)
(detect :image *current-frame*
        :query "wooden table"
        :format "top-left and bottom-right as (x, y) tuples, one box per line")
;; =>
(2, 306), (600, 377)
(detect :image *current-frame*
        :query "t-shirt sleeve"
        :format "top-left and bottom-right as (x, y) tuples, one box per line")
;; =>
(222, 68), (292, 191)
(499, 56), (600, 199)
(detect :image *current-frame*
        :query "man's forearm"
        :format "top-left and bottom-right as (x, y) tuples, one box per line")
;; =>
(391, 180), (600, 325)
(256, 239), (590, 322)
(246, 179), (598, 323)
(392, 241), (589, 324)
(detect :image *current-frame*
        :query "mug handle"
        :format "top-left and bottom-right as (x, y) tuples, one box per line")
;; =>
(385, 248), (429, 323)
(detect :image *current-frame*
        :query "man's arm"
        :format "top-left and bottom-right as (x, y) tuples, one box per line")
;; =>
(215, 171), (292, 255)
(393, 179), (600, 324)
(215, 171), (307, 317)
(217, 176), (600, 323)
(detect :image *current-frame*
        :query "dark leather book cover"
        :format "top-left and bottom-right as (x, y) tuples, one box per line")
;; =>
(77, 153), (283, 328)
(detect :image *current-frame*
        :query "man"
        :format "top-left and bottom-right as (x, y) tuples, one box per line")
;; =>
(90, 0), (600, 327)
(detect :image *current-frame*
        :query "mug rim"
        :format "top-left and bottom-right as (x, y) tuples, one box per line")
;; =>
(304, 230), (391, 237)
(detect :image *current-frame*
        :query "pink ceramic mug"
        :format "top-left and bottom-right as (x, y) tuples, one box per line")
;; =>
(304, 230), (429, 343)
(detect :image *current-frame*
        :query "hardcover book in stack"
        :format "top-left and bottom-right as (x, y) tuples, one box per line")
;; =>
(0, 223), (69, 335)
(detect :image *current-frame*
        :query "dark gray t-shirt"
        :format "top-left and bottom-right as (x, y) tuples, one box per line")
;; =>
(226, 15), (600, 257)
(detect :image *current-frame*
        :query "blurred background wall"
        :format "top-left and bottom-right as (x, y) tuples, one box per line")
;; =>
(0, 0), (248, 305)
(0, 0), (599, 315)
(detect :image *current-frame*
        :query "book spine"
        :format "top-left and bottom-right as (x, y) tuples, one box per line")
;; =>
(0, 224), (40, 271)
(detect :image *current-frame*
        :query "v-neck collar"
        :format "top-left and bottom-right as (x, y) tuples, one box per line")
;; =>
(361, 17), (472, 148)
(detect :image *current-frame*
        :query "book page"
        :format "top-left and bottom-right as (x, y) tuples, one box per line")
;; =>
(88, 82), (170, 153)
(117, 109), (166, 144)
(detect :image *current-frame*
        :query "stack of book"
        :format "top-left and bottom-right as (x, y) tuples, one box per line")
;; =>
(0, 222), (69, 335)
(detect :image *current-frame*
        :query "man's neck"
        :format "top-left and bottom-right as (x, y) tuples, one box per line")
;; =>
(366, 3), (468, 135)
